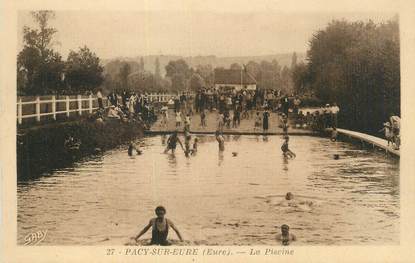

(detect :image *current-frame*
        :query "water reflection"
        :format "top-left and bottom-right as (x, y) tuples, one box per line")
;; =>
(218, 151), (224, 166)
(282, 156), (289, 172)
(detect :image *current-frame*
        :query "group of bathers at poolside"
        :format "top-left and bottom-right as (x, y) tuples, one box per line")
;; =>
(132, 116), (344, 246)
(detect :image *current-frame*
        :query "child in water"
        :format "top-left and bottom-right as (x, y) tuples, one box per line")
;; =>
(276, 224), (296, 246)
(281, 136), (296, 158)
(191, 138), (198, 155)
(184, 132), (192, 157)
(133, 206), (183, 246)
(164, 132), (184, 154)
(128, 142), (142, 156)
(215, 130), (225, 151)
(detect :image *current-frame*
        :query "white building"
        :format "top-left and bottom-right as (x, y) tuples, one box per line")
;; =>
(214, 68), (257, 91)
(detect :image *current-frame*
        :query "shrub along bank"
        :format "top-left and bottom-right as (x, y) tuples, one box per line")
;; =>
(17, 119), (144, 180)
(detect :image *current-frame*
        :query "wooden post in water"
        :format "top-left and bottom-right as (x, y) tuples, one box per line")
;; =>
(52, 95), (56, 120)
(35, 96), (41, 122)
(18, 98), (22, 125)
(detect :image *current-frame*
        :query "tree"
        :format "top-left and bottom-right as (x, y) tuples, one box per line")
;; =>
(165, 59), (192, 91)
(280, 66), (293, 94)
(291, 62), (310, 94)
(140, 57), (145, 71)
(303, 19), (400, 134)
(195, 64), (214, 88)
(246, 61), (261, 80)
(291, 52), (297, 69)
(65, 46), (104, 93)
(17, 10), (65, 95)
(189, 73), (205, 91)
(230, 63), (242, 70)
(154, 57), (161, 78)
(119, 63), (131, 90)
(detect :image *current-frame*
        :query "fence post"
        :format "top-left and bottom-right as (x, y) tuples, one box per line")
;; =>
(35, 96), (41, 122)
(89, 94), (93, 113)
(66, 96), (70, 117)
(18, 98), (22, 124)
(52, 95), (56, 120)
(78, 95), (82, 115)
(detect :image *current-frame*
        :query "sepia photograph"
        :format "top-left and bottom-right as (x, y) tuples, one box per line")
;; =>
(15, 9), (400, 246)
(2, 0), (415, 262)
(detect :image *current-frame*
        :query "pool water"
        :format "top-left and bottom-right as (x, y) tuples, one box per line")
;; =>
(17, 135), (399, 245)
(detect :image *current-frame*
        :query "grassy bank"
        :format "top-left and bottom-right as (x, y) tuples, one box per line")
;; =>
(17, 119), (144, 180)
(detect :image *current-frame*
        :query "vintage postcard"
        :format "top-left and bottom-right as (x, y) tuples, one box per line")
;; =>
(1, 0), (415, 262)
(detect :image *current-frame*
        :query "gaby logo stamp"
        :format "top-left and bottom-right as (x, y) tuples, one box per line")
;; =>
(23, 230), (48, 245)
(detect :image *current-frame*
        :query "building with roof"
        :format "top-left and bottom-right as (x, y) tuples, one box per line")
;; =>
(214, 68), (257, 91)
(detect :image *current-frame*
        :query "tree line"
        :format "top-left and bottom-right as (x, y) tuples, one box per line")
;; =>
(291, 18), (400, 135)
(103, 54), (298, 94)
(17, 11), (103, 96)
(17, 11), (298, 98)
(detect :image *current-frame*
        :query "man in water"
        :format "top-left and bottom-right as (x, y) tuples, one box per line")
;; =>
(133, 206), (183, 246)
(276, 224), (296, 246)
(281, 136), (296, 158)
(215, 130), (225, 151)
(191, 138), (198, 155)
(128, 142), (142, 156)
(283, 192), (313, 208)
(164, 131), (184, 154)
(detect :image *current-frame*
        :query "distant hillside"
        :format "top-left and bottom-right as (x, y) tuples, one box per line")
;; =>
(102, 53), (306, 77)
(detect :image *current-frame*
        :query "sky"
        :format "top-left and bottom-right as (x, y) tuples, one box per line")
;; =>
(17, 10), (396, 59)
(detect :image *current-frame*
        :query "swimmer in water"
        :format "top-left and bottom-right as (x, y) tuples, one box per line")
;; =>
(164, 131), (184, 154)
(184, 132), (192, 157)
(276, 224), (296, 246)
(191, 138), (198, 155)
(283, 192), (314, 208)
(215, 130), (225, 151)
(133, 206), (183, 246)
(128, 142), (142, 156)
(281, 136), (296, 158)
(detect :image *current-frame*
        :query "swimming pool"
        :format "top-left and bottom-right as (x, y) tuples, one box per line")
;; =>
(17, 135), (399, 245)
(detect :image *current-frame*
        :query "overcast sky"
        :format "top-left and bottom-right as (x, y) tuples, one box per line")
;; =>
(18, 10), (396, 59)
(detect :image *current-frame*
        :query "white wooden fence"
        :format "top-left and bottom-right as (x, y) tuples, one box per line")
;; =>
(17, 93), (177, 124)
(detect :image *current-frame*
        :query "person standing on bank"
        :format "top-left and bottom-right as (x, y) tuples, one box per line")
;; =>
(263, 110), (270, 132)
(96, 89), (104, 109)
(133, 206), (183, 246)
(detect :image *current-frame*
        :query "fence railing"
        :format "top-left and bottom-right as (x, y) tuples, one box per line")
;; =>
(17, 93), (177, 124)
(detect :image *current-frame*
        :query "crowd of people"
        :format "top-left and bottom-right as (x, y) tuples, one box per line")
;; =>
(118, 87), (402, 247)
(379, 115), (401, 150)
(294, 103), (340, 131)
(91, 89), (157, 126)
(161, 88), (308, 134)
